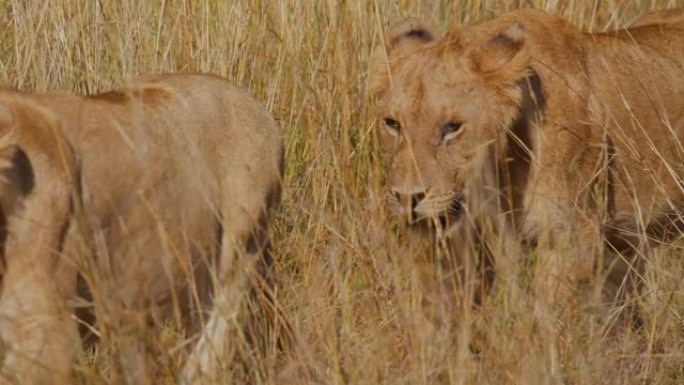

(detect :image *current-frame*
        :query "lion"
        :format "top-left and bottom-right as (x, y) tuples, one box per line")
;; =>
(0, 74), (283, 384)
(372, 9), (684, 319)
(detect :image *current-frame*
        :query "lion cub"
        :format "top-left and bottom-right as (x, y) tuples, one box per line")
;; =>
(0, 74), (282, 384)
(373, 9), (684, 322)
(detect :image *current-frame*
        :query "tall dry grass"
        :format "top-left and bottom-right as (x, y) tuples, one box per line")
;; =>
(1, 0), (683, 384)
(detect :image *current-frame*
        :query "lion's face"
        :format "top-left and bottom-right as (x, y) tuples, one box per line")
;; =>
(374, 19), (529, 229)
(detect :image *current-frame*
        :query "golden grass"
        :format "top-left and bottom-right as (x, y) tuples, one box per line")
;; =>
(1, 0), (683, 384)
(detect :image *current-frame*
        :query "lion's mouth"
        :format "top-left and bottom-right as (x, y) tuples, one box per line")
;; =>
(408, 196), (465, 229)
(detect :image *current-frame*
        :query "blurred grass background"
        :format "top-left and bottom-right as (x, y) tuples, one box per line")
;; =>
(1, 0), (683, 384)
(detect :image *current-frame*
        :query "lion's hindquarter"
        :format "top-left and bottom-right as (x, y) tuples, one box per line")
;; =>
(47, 74), (282, 320)
(585, 22), (684, 227)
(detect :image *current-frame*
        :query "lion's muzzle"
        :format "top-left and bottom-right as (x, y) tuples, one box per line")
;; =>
(389, 187), (465, 228)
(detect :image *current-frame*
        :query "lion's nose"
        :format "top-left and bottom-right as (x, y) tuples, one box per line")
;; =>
(409, 192), (425, 211)
(392, 188), (426, 216)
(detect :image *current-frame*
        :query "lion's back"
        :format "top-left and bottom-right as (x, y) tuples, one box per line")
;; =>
(55, 74), (282, 220)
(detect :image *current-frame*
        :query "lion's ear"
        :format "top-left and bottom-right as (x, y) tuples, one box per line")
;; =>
(469, 22), (529, 85)
(0, 105), (18, 153)
(0, 105), (19, 182)
(491, 22), (526, 49)
(384, 18), (434, 52)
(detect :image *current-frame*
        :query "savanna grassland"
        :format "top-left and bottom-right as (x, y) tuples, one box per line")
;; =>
(1, 0), (683, 384)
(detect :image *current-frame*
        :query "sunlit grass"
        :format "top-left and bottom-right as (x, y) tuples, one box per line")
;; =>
(0, 0), (682, 384)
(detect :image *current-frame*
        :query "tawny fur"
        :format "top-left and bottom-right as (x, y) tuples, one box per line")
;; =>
(0, 74), (283, 385)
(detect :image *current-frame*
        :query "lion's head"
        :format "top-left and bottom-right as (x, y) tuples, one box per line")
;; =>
(373, 18), (537, 230)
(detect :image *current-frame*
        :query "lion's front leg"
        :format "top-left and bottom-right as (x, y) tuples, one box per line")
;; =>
(531, 213), (602, 326)
(181, 211), (276, 384)
(180, 241), (253, 385)
(181, 289), (239, 385)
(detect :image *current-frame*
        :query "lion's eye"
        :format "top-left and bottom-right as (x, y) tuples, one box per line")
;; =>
(441, 121), (464, 142)
(383, 118), (401, 136)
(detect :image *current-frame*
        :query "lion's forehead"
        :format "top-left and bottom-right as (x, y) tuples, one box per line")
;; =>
(382, 81), (476, 129)
(385, 57), (473, 109)
(393, 54), (468, 87)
